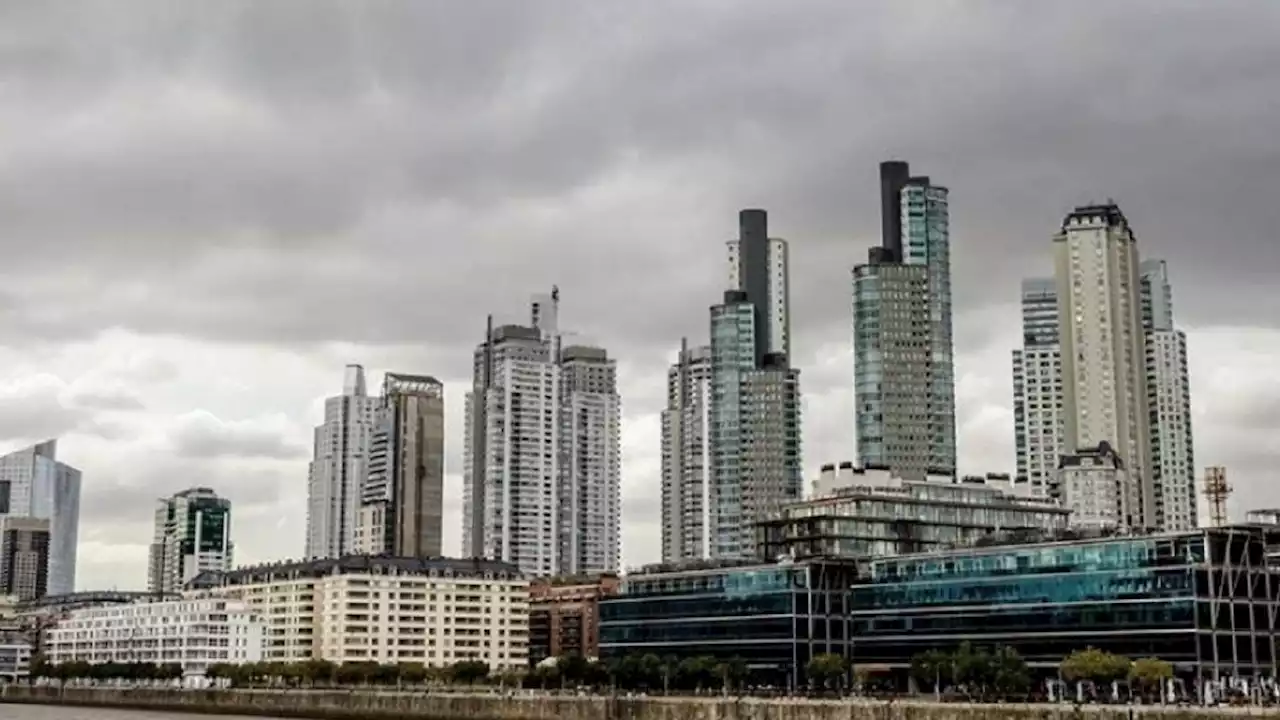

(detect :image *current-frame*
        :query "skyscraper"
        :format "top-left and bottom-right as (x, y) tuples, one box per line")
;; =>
(0, 440), (80, 595)
(1140, 259), (1196, 530)
(853, 161), (956, 480)
(661, 339), (713, 562)
(148, 487), (232, 595)
(0, 516), (50, 600)
(356, 373), (445, 557)
(463, 289), (621, 576)
(1012, 278), (1064, 497)
(1053, 203), (1154, 529)
(305, 365), (378, 559)
(709, 210), (802, 559)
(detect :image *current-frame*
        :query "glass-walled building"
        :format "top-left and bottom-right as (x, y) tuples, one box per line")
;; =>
(849, 526), (1280, 684)
(599, 558), (856, 689)
(758, 470), (1068, 560)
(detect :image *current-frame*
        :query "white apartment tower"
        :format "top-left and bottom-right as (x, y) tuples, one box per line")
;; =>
(1141, 259), (1197, 530)
(149, 487), (232, 595)
(661, 339), (713, 562)
(1053, 203), (1154, 529)
(1011, 278), (1063, 498)
(305, 365), (378, 559)
(726, 235), (790, 360)
(463, 288), (621, 576)
(0, 440), (81, 596)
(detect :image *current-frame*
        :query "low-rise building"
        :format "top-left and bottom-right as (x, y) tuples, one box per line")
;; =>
(528, 574), (619, 665)
(190, 555), (528, 671)
(1058, 442), (1125, 529)
(599, 558), (857, 690)
(0, 631), (31, 681)
(44, 596), (264, 682)
(757, 463), (1069, 560)
(849, 525), (1280, 687)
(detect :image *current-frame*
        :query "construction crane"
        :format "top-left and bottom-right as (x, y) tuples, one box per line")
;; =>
(1204, 466), (1231, 527)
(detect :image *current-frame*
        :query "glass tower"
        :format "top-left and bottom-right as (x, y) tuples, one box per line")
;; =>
(853, 162), (956, 480)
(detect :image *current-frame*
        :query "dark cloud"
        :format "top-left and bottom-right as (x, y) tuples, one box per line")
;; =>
(167, 410), (308, 460)
(0, 2), (1277, 584)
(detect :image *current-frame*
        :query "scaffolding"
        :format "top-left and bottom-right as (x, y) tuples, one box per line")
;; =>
(1205, 466), (1231, 528)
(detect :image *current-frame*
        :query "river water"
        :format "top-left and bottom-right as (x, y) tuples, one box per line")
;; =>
(2, 708), (282, 720)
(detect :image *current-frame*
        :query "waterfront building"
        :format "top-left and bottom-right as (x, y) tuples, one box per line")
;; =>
(0, 440), (81, 596)
(0, 632), (31, 681)
(305, 365), (379, 559)
(661, 340), (714, 562)
(710, 209), (802, 560)
(148, 487), (232, 595)
(598, 558), (856, 690)
(45, 596), (264, 682)
(1140, 259), (1197, 531)
(757, 463), (1068, 560)
(849, 525), (1280, 685)
(1011, 278), (1064, 498)
(853, 161), (956, 481)
(0, 516), (49, 600)
(464, 289), (621, 576)
(190, 555), (528, 671)
(356, 373), (445, 557)
(527, 574), (620, 665)
(1053, 203), (1154, 529)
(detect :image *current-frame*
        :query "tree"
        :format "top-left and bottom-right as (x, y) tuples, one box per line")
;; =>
(910, 649), (952, 697)
(714, 657), (747, 695)
(1061, 648), (1131, 686)
(1129, 657), (1173, 701)
(952, 643), (995, 698)
(299, 659), (336, 687)
(447, 660), (490, 685)
(806, 653), (847, 693)
(990, 646), (1029, 698)
(399, 662), (429, 686)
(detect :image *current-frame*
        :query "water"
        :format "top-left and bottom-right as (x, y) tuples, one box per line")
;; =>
(1, 707), (282, 720)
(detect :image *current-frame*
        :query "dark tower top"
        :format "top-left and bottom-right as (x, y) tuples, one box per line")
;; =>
(879, 161), (910, 262)
(737, 208), (771, 366)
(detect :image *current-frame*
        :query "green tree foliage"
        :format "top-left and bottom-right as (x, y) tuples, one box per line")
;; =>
(1129, 657), (1173, 699)
(1060, 648), (1131, 686)
(909, 649), (952, 695)
(910, 645), (1028, 700)
(805, 652), (848, 692)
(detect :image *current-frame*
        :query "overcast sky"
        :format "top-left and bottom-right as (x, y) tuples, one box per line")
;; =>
(2, 1), (1278, 590)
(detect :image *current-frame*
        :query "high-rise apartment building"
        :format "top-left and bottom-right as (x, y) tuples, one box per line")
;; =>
(0, 440), (80, 596)
(853, 161), (956, 480)
(1053, 203), (1154, 529)
(1012, 278), (1064, 498)
(356, 373), (445, 558)
(0, 516), (50, 600)
(463, 289), (621, 576)
(1140, 259), (1196, 530)
(148, 488), (232, 595)
(305, 365), (378, 559)
(708, 210), (802, 559)
(660, 340), (713, 562)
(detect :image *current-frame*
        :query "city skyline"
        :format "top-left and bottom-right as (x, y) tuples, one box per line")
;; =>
(0, 3), (1277, 591)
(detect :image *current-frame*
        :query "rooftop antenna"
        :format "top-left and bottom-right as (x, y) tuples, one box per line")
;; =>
(1204, 466), (1231, 527)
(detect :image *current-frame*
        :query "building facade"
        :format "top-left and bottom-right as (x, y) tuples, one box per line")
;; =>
(709, 210), (802, 560)
(527, 574), (620, 665)
(849, 526), (1280, 684)
(0, 440), (81, 596)
(853, 161), (956, 480)
(1053, 203), (1154, 529)
(1059, 443), (1127, 530)
(757, 464), (1069, 561)
(45, 596), (263, 680)
(1141, 259), (1197, 531)
(0, 633), (31, 681)
(356, 373), (445, 558)
(464, 289), (621, 576)
(305, 365), (378, 559)
(149, 487), (232, 595)
(0, 516), (49, 600)
(1012, 278), (1064, 498)
(192, 555), (528, 670)
(661, 340), (713, 563)
(599, 559), (856, 690)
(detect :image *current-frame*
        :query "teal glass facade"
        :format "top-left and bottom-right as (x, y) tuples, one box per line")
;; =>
(599, 559), (856, 688)
(850, 527), (1280, 680)
(709, 298), (757, 558)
